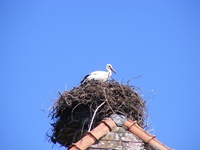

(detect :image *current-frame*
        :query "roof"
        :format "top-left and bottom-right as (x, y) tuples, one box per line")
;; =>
(69, 117), (172, 150)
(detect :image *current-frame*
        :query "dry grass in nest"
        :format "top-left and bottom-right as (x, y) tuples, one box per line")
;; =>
(48, 79), (148, 147)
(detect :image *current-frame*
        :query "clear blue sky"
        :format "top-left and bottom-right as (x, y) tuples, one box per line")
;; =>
(1, 1), (200, 150)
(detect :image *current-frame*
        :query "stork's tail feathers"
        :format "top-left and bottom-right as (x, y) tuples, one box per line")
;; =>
(80, 74), (89, 85)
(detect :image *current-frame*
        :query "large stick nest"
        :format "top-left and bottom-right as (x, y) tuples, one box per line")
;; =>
(48, 80), (148, 147)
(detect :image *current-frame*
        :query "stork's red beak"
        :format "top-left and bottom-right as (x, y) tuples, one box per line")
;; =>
(111, 68), (117, 74)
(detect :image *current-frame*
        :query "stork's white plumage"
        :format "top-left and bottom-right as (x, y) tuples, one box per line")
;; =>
(81, 64), (116, 84)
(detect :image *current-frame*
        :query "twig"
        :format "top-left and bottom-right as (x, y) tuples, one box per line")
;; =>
(80, 118), (90, 136)
(65, 82), (67, 91)
(71, 103), (83, 121)
(103, 88), (115, 113)
(127, 75), (142, 84)
(88, 101), (105, 131)
(58, 91), (68, 103)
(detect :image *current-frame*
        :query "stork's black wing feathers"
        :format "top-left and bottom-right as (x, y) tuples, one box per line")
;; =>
(80, 74), (90, 84)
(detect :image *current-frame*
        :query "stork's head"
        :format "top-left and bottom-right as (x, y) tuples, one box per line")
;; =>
(106, 64), (116, 74)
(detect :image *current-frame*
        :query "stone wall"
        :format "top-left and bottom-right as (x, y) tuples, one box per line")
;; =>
(89, 127), (144, 150)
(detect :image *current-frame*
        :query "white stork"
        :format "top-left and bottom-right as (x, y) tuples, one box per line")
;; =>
(81, 64), (116, 84)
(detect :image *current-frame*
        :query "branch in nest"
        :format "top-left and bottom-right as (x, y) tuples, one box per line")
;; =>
(103, 88), (115, 114)
(88, 101), (105, 131)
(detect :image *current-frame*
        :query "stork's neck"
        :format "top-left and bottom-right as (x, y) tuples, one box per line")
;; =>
(107, 69), (112, 77)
